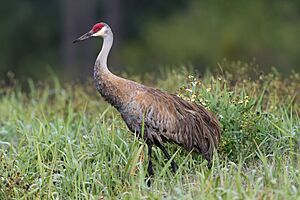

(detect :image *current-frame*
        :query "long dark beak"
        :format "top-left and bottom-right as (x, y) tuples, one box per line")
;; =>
(73, 30), (93, 43)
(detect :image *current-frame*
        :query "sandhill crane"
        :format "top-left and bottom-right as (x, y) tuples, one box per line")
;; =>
(74, 22), (221, 185)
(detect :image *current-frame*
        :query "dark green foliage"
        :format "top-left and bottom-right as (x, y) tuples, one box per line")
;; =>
(122, 0), (300, 74)
(0, 0), (299, 79)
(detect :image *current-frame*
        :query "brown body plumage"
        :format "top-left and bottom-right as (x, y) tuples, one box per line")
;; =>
(74, 22), (221, 184)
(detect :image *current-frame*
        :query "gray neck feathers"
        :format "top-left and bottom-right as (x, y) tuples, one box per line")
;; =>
(96, 31), (113, 73)
(94, 29), (122, 108)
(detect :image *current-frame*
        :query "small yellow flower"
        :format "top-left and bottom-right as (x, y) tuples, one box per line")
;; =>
(190, 94), (196, 102)
(185, 88), (193, 93)
(206, 87), (211, 92)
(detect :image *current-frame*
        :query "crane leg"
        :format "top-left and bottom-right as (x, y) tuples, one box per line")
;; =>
(155, 142), (178, 173)
(205, 155), (212, 169)
(146, 141), (154, 187)
(147, 141), (154, 176)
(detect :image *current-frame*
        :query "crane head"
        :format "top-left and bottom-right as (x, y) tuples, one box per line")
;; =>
(73, 22), (110, 43)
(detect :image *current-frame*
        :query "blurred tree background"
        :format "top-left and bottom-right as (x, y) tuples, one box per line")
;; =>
(0, 0), (299, 81)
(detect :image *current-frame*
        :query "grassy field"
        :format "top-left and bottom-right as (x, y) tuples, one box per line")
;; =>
(0, 63), (299, 199)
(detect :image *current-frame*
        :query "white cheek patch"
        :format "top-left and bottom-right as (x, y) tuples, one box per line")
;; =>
(92, 27), (106, 37)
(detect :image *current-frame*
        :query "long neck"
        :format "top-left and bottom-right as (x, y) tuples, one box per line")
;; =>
(96, 33), (113, 73)
(94, 31), (125, 109)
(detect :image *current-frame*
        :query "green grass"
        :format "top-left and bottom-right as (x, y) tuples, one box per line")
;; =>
(0, 65), (299, 199)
